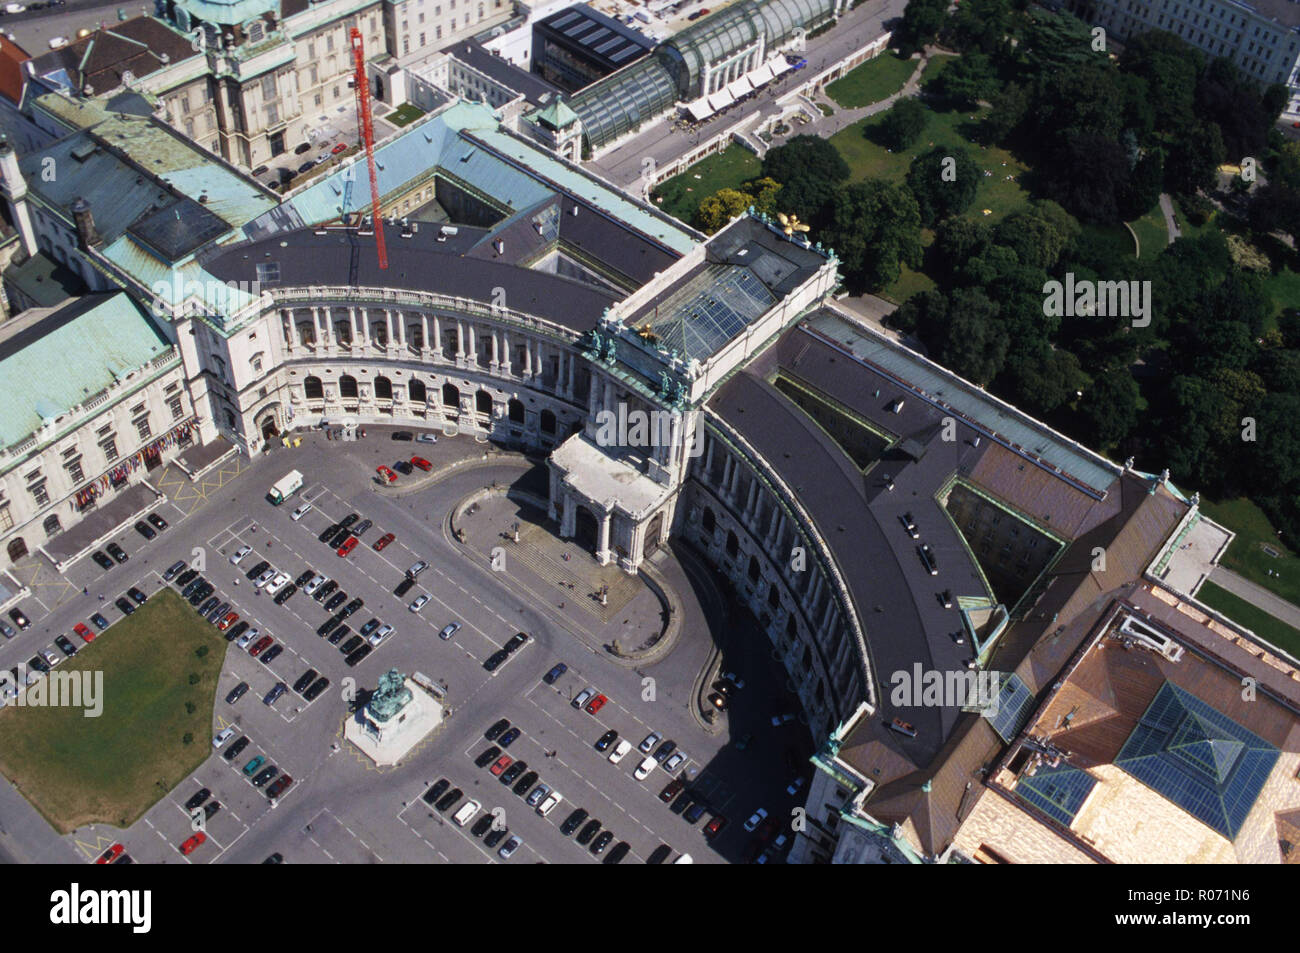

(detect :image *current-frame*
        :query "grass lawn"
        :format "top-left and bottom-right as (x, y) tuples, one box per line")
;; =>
(829, 103), (1032, 223)
(1131, 206), (1170, 260)
(651, 145), (762, 224)
(1080, 221), (1137, 260)
(1200, 497), (1300, 607)
(1195, 580), (1300, 660)
(825, 51), (918, 109)
(879, 262), (938, 304)
(387, 103), (426, 127)
(0, 588), (227, 833)
(1259, 266), (1300, 322)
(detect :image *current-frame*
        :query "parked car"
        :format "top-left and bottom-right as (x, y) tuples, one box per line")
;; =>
(543, 662), (567, 684)
(107, 543), (128, 563)
(178, 833), (206, 855)
(484, 648), (509, 671)
(291, 501), (314, 521)
(147, 511), (170, 530)
(409, 456), (432, 471)
(595, 729), (618, 752)
(408, 594), (429, 613)
(230, 545), (253, 565)
(376, 466), (398, 484)
(638, 732), (661, 753)
(303, 676), (331, 701)
(91, 550), (114, 570)
(438, 621), (460, 640)
(226, 682), (250, 704)
(133, 520), (156, 540)
(373, 532), (395, 551)
(585, 693), (608, 715)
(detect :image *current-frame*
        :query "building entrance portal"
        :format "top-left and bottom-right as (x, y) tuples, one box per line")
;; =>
(574, 505), (599, 553)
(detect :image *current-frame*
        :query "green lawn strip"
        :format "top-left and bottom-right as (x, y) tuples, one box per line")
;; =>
(825, 51), (918, 108)
(1130, 206), (1169, 259)
(1195, 580), (1300, 661)
(651, 146), (763, 224)
(1200, 497), (1300, 607)
(388, 103), (426, 127)
(0, 588), (226, 833)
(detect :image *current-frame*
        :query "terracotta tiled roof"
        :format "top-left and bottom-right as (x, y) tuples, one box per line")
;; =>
(0, 34), (29, 105)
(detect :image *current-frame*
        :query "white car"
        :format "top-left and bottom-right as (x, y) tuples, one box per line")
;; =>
(230, 545), (253, 565)
(638, 732), (661, 754)
(291, 502), (314, 521)
(634, 756), (657, 781)
(43, 649), (60, 669)
(416, 433), (437, 444)
(744, 808), (768, 832)
(213, 727), (236, 748)
(608, 740), (632, 764)
(264, 571), (291, 595)
(787, 777), (806, 796)
(663, 751), (686, 773)
(452, 799), (480, 826)
(303, 574), (327, 596)
(253, 567), (277, 589)
(572, 688), (594, 709)
(47, 35), (67, 49)
(367, 623), (393, 646)
(236, 627), (259, 649)
(408, 594), (429, 613)
(537, 791), (563, 816)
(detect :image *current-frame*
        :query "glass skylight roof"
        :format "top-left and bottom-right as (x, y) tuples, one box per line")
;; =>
(1015, 765), (1097, 827)
(641, 264), (775, 361)
(986, 672), (1034, 742)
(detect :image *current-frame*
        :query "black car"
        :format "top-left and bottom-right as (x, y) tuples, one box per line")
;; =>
(341, 597), (363, 617)
(484, 649), (510, 672)
(324, 591), (347, 611)
(327, 623), (350, 645)
(653, 740), (677, 763)
(561, 808), (589, 836)
(475, 745), (502, 768)
(359, 617), (381, 637)
(435, 787), (462, 812)
(595, 729), (618, 752)
(177, 568), (199, 586)
(293, 669), (319, 694)
(252, 766), (279, 787)
(90, 613), (110, 630)
(260, 644), (284, 665)
(133, 520), (156, 540)
(500, 761), (527, 785)
(392, 431), (413, 441)
(208, 601), (230, 623)
(393, 460), (413, 475)
(181, 578), (202, 599)
(203, 800), (221, 820)
(339, 635), (364, 655)
(184, 788), (211, 811)
(512, 771), (538, 796)
(604, 841), (630, 864)
(330, 527), (353, 548)
(344, 644), (372, 667)
(294, 569), (315, 587)
(115, 597), (136, 616)
(422, 779), (450, 805)
(394, 578), (415, 597)
(226, 682), (250, 704)
(318, 616), (342, 637)
(352, 519), (372, 537)
(576, 819), (602, 845)
(483, 826), (508, 848)
(339, 513), (360, 529)
(54, 635), (77, 657)
(670, 791), (693, 815)
(198, 594), (218, 614)
(263, 853), (283, 864)
(485, 718), (510, 741)
(303, 676), (330, 701)
(647, 844), (672, 864)
(471, 815), (493, 838)
(590, 830), (615, 855)
(315, 580), (339, 602)
(246, 560), (270, 580)
(28, 655), (49, 674)
(224, 736), (250, 761)
(263, 682), (288, 706)
(498, 727), (521, 748)
(190, 586), (213, 607)
(127, 586), (148, 605)
(504, 631), (529, 653)
(296, 161), (314, 174)
(163, 560), (187, 581)
(294, 142), (312, 155)
(273, 583), (298, 605)
(147, 513), (169, 532)
(227, 621), (250, 642)
(91, 550), (114, 570)
(8, 608), (31, 630)
(318, 523), (340, 544)
(107, 543), (129, 563)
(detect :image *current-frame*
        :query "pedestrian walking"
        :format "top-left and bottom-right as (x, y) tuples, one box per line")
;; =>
(98, 593), (104, 601)
(82, 587), (88, 595)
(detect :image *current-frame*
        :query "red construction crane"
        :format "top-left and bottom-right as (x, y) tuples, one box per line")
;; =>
(350, 27), (387, 270)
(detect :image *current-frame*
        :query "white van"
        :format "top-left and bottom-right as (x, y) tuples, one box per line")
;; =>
(608, 740), (632, 764)
(634, 756), (657, 781)
(537, 791), (563, 817)
(453, 799), (480, 826)
(674, 853), (694, 864)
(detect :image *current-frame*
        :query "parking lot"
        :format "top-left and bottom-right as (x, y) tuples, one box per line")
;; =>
(3, 427), (811, 865)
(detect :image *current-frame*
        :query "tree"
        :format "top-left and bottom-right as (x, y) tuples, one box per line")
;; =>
(906, 146), (981, 226)
(1274, 142), (1300, 191)
(1038, 130), (1131, 224)
(916, 287), (1008, 385)
(998, 339), (1086, 417)
(1075, 368), (1141, 448)
(930, 217), (992, 281)
(1245, 394), (1300, 496)
(1118, 30), (1201, 133)
(696, 188), (752, 232)
(932, 52), (997, 109)
(993, 200), (1080, 270)
(761, 135), (850, 224)
(895, 0), (947, 56)
(1119, 149), (1164, 220)
(1163, 121), (1225, 195)
(824, 179), (923, 291)
(947, 0), (1013, 55)
(876, 98), (928, 152)
(984, 81), (1030, 144)
(1021, 8), (1102, 72)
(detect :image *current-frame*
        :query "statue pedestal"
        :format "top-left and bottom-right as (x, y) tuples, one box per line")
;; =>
(345, 677), (443, 767)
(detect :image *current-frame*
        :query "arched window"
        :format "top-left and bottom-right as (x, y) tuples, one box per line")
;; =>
(507, 398), (525, 423)
(748, 554), (761, 582)
(725, 530), (739, 559)
(304, 376), (323, 399)
(43, 514), (61, 537)
(409, 379), (427, 403)
(767, 581), (780, 608)
(540, 409), (557, 435)
(375, 376), (393, 400)
(475, 390), (493, 415)
(339, 375), (358, 399)
(702, 507), (716, 535)
(442, 383), (460, 407)
(786, 614), (798, 638)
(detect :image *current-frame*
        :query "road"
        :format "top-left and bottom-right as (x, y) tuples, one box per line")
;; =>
(1207, 566), (1300, 634)
(1, 0), (150, 52)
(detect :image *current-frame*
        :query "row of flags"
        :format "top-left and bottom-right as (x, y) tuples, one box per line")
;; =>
(74, 420), (195, 510)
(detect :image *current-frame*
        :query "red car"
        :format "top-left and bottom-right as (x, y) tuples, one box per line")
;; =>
(703, 815), (727, 838)
(95, 843), (124, 864)
(373, 532), (395, 552)
(217, 611), (239, 631)
(409, 456), (432, 472)
(337, 536), (359, 557)
(490, 754), (513, 776)
(249, 635), (273, 657)
(376, 465), (398, 484)
(267, 774), (294, 798)
(74, 622), (94, 643)
(585, 693), (608, 715)
(178, 832), (206, 855)
(331, 142), (348, 154)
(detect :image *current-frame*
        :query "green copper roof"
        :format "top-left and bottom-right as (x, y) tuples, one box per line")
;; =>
(173, 0), (279, 26)
(534, 98), (579, 130)
(0, 293), (172, 447)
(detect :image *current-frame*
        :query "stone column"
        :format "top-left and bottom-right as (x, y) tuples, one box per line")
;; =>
(523, 337), (533, 378)
(566, 351), (575, 398)
(727, 455), (742, 500)
(284, 313), (295, 353)
(361, 307), (371, 349)
(432, 314), (443, 359)
(597, 511), (612, 565)
(467, 324), (477, 366)
(490, 330), (500, 371)
(456, 320), (465, 365)
(312, 308), (323, 349)
(397, 311), (407, 351)
(349, 307), (359, 351)
(420, 314), (430, 357)
(384, 310), (394, 351)
(501, 331), (512, 376)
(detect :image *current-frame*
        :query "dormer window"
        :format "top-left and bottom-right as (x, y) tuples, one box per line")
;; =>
(248, 20), (265, 43)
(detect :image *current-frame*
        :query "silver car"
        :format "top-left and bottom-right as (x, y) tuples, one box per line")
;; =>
(237, 627), (259, 649)
(408, 594), (430, 613)
(638, 732), (661, 753)
(663, 751), (686, 773)
(368, 623), (394, 646)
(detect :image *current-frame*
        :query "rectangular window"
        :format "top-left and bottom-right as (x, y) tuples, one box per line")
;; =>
(135, 416), (152, 441)
(261, 73), (276, 101)
(101, 436), (118, 462)
(30, 482), (49, 508)
(266, 102), (279, 125)
(0, 502), (11, 532)
(169, 395), (185, 420)
(65, 459), (84, 484)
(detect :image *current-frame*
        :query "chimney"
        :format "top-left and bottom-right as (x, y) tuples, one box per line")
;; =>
(71, 197), (100, 250)
(0, 138), (37, 256)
